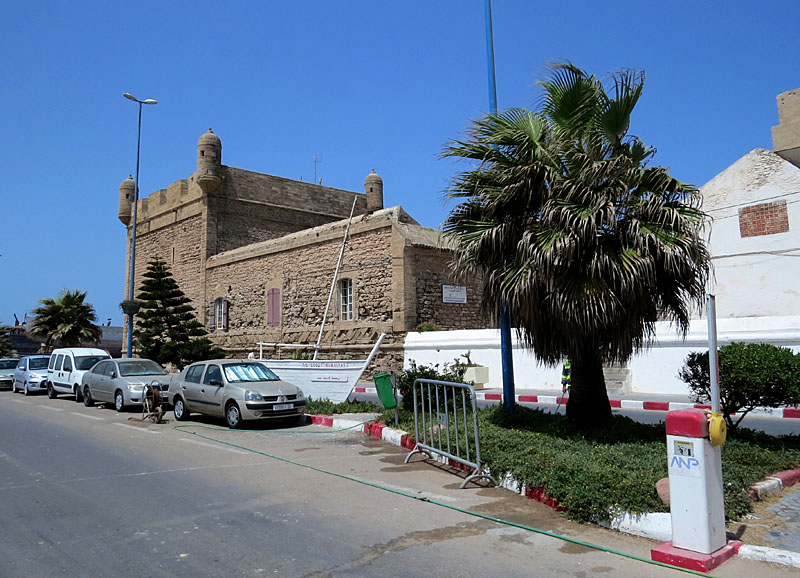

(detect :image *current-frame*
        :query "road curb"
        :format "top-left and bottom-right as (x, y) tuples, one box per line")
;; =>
(308, 412), (800, 569)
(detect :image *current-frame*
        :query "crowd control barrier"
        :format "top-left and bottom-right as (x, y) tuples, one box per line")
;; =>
(404, 378), (496, 488)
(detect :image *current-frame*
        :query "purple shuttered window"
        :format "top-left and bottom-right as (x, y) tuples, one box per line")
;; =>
(267, 288), (280, 326)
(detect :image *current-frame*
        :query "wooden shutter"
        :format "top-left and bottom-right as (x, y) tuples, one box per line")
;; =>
(222, 298), (229, 331)
(208, 301), (216, 331)
(267, 288), (280, 326)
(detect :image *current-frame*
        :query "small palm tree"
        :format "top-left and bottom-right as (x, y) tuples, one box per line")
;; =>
(31, 290), (103, 349)
(443, 63), (710, 427)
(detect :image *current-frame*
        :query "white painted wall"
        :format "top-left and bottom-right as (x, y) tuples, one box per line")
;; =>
(701, 149), (800, 318)
(404, 316), (800, 397)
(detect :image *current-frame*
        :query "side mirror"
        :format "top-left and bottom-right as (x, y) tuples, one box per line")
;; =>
(210, 379), (223, 387)
(110, 371), (117, 379)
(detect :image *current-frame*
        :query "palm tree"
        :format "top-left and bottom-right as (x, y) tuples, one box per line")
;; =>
(31, 290), (103, 349)
(443, 63), (710, 427)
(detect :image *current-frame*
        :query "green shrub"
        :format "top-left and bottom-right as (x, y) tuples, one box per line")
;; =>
(396, 359), (469, 413)
(679, 342), (800, 431)
(305, 397), (382, 414)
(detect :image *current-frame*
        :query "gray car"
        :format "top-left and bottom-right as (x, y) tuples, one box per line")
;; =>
(0, 358), (18, 389)
(81, 358), (170, 412)
(12, 355), (51, 395)
(169, 360), (306, 428)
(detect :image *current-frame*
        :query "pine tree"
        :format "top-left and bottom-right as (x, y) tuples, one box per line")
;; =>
(133, 257), (225, 368)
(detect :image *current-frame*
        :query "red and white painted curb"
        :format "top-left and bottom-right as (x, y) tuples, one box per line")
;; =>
(352, 387), (800, 419)
(308, 412), (800, 569)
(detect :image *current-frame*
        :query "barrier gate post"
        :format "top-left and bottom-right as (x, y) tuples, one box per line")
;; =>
(651, 409), (740, 572)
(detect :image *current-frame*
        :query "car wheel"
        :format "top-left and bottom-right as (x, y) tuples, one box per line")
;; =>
(83, 386), (94, 407)
(114, 390), (125, 412)
(12, 381), (18, 393)
(225, 402), (243, 429)
(173, 397), (189, 421)
(74, 385), (83, 403)
(47, 383), (57, 399)
(24, 383), (31, 396)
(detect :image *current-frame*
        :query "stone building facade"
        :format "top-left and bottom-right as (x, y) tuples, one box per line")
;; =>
(119, 130), (491, 370)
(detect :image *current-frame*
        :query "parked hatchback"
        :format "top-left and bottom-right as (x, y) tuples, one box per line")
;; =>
(12, 355), (51, 395)
(0, 358), (19, 389)
(82, 358), (170, 412)
(169, 360), (306, 428)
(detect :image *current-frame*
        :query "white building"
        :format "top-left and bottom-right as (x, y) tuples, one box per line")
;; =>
(405, 89), (800, 397)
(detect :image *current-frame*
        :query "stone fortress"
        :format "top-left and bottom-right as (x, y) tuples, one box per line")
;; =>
(118, 130), (492, 368)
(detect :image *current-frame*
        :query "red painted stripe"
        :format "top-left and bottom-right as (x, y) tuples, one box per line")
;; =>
(694, 404), (712, 410)
(771, 469), (800, 487)
(644, 401), (670, 411)
(556, 397), (568, 404)
(484, 393), (502, 401)
(518, 395), (538, 403)
(354, 387), (366, 393)
(784, 408), (800, 419)
(609, 399), (622, 408)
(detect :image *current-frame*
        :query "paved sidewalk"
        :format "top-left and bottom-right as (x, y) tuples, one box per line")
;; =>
(309, 410), (800, 570)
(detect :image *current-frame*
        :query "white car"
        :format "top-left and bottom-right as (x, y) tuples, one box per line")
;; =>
(47, 348), (111, 401)
(12, 355), (51, 395)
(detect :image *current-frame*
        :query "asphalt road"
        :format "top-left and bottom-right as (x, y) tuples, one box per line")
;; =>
(1, 391), (796, 578)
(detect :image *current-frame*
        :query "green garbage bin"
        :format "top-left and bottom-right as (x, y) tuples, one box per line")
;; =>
(373, 372), (397, 409)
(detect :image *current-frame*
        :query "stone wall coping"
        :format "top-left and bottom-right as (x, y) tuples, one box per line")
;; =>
(207, 205), (448, 268)
(404, 316), (800, 350)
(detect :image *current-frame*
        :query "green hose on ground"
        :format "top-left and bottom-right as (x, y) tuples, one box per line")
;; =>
(174, 422), (716, 577)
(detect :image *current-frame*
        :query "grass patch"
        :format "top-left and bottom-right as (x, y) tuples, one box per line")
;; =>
(309, 399), (800, 524)
(476, 405), (800, 523)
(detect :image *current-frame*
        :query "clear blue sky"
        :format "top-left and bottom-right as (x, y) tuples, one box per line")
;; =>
(2, 1), (797, 327)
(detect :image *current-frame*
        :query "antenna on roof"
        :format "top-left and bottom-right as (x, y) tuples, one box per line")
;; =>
(314, 154), (321, 184)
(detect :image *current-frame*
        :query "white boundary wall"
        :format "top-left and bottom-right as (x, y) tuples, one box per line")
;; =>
(404, 316), (800, 396)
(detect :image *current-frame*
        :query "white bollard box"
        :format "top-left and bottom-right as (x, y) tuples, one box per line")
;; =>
(665, 409), (726, 555)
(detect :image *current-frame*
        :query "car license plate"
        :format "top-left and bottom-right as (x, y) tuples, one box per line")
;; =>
(274, 403), (293, 411)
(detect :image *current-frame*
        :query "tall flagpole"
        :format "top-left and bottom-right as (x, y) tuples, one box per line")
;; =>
(484, 0), (516, 411)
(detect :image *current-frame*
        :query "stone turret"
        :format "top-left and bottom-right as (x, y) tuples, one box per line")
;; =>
(365, 169), (383, 212)
(197, 128), (222, 194)
(118, 175), (135, 225)
(773, 88), (800, 168)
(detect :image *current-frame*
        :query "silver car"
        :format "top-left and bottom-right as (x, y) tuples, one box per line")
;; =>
(0, 358), (18, 389)
(12, 355), (51, 395)
(81, 358), (170, 412)
(169, 360), (306, 428)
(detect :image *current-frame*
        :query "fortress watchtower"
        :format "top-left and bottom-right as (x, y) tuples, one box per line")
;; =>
(118, 175), (135, 225)
(196, 128), (222, 194)
(365, 169), (384, 212)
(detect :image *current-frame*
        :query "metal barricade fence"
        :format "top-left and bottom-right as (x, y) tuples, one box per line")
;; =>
(404, 378), (496, 488)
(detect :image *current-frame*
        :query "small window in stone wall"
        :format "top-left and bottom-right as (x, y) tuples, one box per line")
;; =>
(338, 278), (354, 321)
(208, 297), (228, 331)
(738, 200), (790, 238)
(267, 288), (280, 326)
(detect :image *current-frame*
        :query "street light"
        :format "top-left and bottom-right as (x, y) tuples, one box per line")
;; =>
(123, 92), (157, 358)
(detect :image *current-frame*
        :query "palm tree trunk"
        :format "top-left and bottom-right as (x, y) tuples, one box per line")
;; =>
(565, 352), (612, 428)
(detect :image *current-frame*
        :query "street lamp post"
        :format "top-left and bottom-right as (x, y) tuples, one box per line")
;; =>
(123, 92), (157, 358)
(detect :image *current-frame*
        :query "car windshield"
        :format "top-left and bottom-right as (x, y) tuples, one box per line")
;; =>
(75, 356), (109, 370)
(0, 359), (18, 369)
(223, 363), (279, 383)
(29, 358), (49, 370)
(118, 359), (168, 377)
